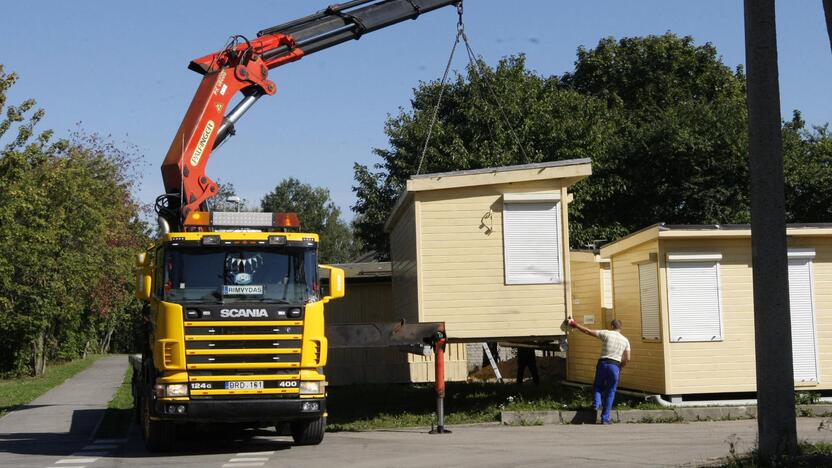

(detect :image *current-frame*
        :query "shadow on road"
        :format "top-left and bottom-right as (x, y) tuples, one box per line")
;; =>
(0, 407), (107, 458)
(564, 409), (597, 425)
(125, 427), (294, 458)
(0, 408), (297, 459)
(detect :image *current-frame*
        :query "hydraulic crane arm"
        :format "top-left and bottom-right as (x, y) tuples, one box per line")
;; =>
(159, 0), (460, 228)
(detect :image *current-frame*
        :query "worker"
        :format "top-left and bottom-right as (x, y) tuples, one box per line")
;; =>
(569, 318), (630, 424)
(515, 346), (540, 386)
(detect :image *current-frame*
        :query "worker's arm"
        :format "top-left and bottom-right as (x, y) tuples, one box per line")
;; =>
(569, 319), (599, 338)
(620, 348), (631, 368)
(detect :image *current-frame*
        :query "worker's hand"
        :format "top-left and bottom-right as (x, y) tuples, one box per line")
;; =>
(568, 318), (577, 328)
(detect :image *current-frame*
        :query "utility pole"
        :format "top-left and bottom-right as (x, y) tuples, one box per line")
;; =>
(824, 0), (832, 54)
(743, 0), (798, 460)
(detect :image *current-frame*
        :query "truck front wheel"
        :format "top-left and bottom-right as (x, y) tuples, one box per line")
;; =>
(290, 416), (325, 446)
(142, 392), (176, 452)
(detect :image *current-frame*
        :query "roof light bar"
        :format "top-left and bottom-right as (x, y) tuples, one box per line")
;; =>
(182, 211), (302, 229)
(212, 211), (274, 227)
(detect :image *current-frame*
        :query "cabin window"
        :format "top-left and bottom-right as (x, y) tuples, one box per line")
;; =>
(666, 253), (723, 342)
(502, 201), (562, 284)
(638, 262), (660, 341)
(788, 249), (819, 383)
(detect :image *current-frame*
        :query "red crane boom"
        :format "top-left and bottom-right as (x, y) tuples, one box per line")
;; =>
(158, 0), (460, 230)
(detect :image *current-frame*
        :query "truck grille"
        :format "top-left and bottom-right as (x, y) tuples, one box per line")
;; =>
(186, 339), (303, 350)
(184, 320), (304, 398)
(188, 369), (297, 377)
(186, 325), (302, 335)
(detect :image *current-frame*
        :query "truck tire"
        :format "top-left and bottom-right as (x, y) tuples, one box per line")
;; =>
(142, 391), (176, 452)
(290, 416), (325, 446)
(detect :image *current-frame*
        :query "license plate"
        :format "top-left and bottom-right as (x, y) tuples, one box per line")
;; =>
(225, 381), (264, 390)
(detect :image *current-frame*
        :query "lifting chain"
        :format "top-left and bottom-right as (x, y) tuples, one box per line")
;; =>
(416, 0), (531, 175)
(416, 1), (465, 175)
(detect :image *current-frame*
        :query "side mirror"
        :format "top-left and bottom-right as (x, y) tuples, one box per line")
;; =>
(135, 252), (152, 301)
(319, 265), (345, 303)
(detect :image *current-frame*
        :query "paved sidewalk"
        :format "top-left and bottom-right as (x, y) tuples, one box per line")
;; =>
(0, 354), (128, 466)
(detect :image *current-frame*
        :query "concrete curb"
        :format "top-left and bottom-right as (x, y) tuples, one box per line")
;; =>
(501, 404), (832, 425)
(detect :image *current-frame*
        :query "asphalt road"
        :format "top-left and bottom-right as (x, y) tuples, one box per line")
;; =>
(2, 355), (831, 467)
(3, 417), (832, 467)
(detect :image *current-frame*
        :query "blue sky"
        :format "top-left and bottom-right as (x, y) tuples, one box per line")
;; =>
(1, 1), (830, 219)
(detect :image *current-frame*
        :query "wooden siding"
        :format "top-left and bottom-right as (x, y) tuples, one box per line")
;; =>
(390, 201), (419, 325)
(325, 281), (468, 384)
(610, 240), (666, 394)
(662, 237), (832, 394)
(407, 343), (468, 383)
(661, 238), (755, 394)
(416, 180), (569, 339)
(567, 254), (605, 385)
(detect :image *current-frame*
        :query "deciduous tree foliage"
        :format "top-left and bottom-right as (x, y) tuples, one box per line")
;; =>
(561, 34), (752, 246)
(782, 111), (832, 223)
(353, 54), (616, 256)
(261, 178), (361, 264)
(353, 33), (832, 256)
(0, 65), (149, 376)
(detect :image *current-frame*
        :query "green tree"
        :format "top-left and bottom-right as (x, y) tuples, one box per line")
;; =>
(354, 34), (832, 254)
(782, 111), (832, 222)
(353, 55), (616, 256)
(561, 33), (751, 246)
(261, 178), (361, 264)
(0, 65), (148, 375)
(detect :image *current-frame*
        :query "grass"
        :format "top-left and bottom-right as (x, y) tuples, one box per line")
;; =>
(94, 368), (134, 439)
(0, 355), (100, 418)
(714, 441), (832, 467)
(326, 381), (656, 431)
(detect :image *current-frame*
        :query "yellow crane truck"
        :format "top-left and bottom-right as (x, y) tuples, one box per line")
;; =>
(132, 0), (459, 452)
(134, 224), (345, 450)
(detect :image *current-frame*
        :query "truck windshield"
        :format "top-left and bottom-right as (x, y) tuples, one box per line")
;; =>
(163, 247), (318, 304)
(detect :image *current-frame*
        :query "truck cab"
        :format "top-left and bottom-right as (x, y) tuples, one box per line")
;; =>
(134, 212), (344, 451)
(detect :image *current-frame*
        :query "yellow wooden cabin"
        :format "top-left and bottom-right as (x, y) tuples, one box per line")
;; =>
(385, 159), (592, 342)
(568, 223), (832, 399)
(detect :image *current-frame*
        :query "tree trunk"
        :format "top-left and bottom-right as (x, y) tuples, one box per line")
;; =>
(31, 333), (47, 376)
(99, 328), (114, 354)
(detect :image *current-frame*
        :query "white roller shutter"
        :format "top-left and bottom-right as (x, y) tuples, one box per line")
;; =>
(602, 266), (613, 309)
(502, 202), (562, 284)
(788, 257), (819, 383)
(667, 261), (723, 342)
(639, 262), (660, 340)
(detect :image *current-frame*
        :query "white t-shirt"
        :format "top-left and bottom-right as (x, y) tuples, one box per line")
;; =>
(598, 330), (630, 362)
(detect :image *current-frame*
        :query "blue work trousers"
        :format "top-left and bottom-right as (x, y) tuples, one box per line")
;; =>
(593, 360), (620, 423)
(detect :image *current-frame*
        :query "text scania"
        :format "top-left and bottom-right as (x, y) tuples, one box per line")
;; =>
(190, 120), (215, 167)
(220, 308), (269, 318)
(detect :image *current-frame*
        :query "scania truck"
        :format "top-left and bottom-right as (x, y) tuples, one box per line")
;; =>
(133, 0), (459, 452)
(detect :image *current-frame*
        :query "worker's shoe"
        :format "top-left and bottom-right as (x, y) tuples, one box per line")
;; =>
(595, 409), (602, 424)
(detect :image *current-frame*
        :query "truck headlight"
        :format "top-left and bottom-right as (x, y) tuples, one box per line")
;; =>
(299, 381), (324, 395)
(166, 384), (189, 397)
